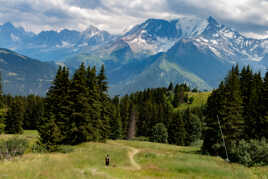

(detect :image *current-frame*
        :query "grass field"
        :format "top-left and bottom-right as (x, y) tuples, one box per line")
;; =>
(0, 131), (268, 178)
(175, 92), (211, 111)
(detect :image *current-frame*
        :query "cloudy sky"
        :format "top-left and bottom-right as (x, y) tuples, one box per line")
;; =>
(0, 0), (268, 38)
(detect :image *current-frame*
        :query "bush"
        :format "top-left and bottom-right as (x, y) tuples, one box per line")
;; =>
(150, 123), (168, 143)
(32, 142), (74, 154)
(0, 137), (28, 160)
(0, 123), (5, 134)
(31, 142), (47, 153)
(229, 138), (268, 167)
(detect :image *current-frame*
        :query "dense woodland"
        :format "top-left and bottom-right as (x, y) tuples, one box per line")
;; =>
(0, 64), (203, 151)
(202, 65), (268, 166)
(1, 64), (268, 166)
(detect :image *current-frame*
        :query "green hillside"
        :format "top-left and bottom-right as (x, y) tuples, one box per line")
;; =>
(0, 131), (267, 178)
(175, 91), (211, 111)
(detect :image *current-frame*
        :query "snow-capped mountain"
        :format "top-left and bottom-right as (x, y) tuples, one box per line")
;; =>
(0, 22), (34, 49)
(0, 23), (115, 61)
(120, 16), (268, 71)
(1, 16), (268, 95)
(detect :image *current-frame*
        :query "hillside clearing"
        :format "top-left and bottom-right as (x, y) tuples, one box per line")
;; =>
(0, 132), (267, 178)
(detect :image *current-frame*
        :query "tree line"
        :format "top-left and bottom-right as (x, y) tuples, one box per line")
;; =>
(0, 65), (204, 151)
(202, 65), (268, 166)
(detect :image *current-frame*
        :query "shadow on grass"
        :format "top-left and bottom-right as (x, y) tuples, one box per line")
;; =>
(179, 149), (202, 155)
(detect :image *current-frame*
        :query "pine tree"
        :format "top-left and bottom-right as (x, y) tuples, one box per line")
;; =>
(110, 96), (122, 139)
(184, 108), (202, 145)
(69, 63), (96, 144)
(222, 66), (244, 144)
(23, 95), (44, 130)
(38, 112), (61, 152)
(202, 82), (227, 155)
(97, 64), (111, 141)
(44, 66), (71, 143)
(243, 70), (263, 139)
(5, 99), (24, 134)
(261, 72), (268, 138)
(173, 85), (185, 107)
(87, 66), (102, 141)
(0, 72), (3, 108)
(120, 95), (131, 138)
(168, 82), (174, 91)
(168, 112), (186, 146)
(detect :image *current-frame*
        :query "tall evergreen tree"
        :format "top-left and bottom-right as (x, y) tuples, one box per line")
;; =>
(68, 63), (96, 144)
(222, 66), (244, 144)
(110, 96), (122, 139)
(38, 112), (61, 151)
(0, 72), (3, 108)
(202, 82), (227, 155)
(43, 66), (71, 143)
(5, 99), (24, 134)
(184, 108), (202, 145)
(261, 72), (268, 138)
(97, 64), (111, 141)
(168, 112), (186, 146)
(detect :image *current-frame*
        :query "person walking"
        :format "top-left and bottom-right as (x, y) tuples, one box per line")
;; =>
(105, 154), (110, 167)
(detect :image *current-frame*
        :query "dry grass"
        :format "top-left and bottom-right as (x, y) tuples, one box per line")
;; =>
(0, 131), (267, 178)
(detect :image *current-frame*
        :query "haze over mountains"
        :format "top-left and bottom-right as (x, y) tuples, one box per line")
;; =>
(1, 16), (268, 95)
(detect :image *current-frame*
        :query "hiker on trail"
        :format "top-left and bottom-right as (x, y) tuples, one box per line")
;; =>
(105, 154), (110, 166)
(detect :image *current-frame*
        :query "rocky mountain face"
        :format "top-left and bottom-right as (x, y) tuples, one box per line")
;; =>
(1, 16), (268, 95)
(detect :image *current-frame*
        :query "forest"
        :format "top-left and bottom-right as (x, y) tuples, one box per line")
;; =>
(0, 64), (268, 166)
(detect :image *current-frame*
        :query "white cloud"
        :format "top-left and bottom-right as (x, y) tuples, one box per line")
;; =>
(0, 0), (267, 37)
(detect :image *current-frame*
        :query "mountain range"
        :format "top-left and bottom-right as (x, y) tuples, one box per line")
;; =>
(0, 16), (268, 95)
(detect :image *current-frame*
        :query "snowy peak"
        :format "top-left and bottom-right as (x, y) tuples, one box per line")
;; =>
(207, 16), (219, 26)
(171, 17), (207, 38)
(82, 25), (101, 38)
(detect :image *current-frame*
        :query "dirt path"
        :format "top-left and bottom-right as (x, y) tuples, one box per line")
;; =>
(109, 141), (141, 170)
(127, 146), (141, 170)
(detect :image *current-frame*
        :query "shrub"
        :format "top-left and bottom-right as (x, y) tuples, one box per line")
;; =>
(0, 137), (28, 160)
(32, 142), (73, 154)
(229, 138), (268, 167)
(0, 123), (5, 134)
(150, 123), (168, 143)
(31, 142), (47, 153)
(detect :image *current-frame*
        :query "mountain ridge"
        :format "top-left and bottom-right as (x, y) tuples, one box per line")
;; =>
(1, 16), (268, 95)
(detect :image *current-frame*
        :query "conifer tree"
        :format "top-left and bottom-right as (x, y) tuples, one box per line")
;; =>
(120, 95), (131, 138)
(222, 66), (244, 144)
(202, 82), (227, 155)
(261, 72), (268, 138)
(69, 63), (96, 144)
(44, 66), (71, 143)
(97, 64), (111, 141)
(168, 82), (174, 91)
(86, 66), (102, 141)
(168, 112), (186, 146)
(184, 108), (201, 145)
(0, 72), (3, 108)
(38, 112), (61, 151)
(244, 71), (263, 139)
(5, 99), (24, 134)
(110, 96), (122, 139)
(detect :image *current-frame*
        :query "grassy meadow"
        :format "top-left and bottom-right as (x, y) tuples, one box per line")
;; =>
(0, 130), (268, 178)
(175, 91), (211, 111)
